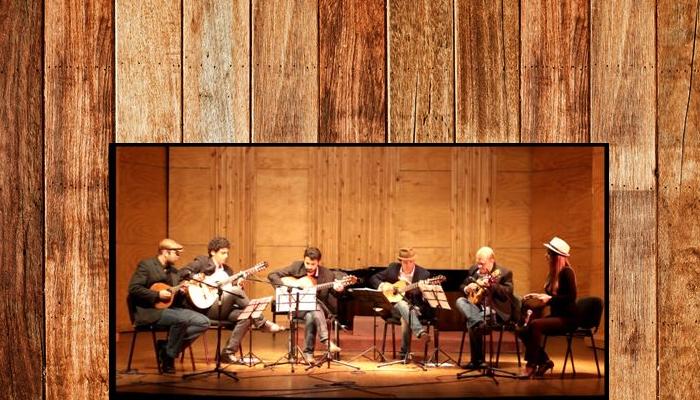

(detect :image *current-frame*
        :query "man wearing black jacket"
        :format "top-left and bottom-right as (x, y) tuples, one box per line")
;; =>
(180, 236), (283, 364)
(267, 247), (344, 363)
(369, 248), (432, 359)
(127, 238), (210, 373)
(455, 246), (515, 369)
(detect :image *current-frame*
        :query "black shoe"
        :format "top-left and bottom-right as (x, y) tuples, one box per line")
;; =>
(535, 359), (554, 377)
(158, 347), (176, 374)
(463, 360), (486, 370)
(470, 321), (488, 335)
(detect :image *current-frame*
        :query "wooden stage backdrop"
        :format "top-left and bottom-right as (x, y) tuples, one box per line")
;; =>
(0, 1), (697, 399)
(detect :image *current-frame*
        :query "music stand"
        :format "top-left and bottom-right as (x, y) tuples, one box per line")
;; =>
(420, 283), (459, 367)
(348, 288), (392, 362)
(263, 287), (317, 372)
(456, 279), (518, 383)
(305, 301), (360, 371)
(183, 282), (239, 382)
(237, 296), (272, 367)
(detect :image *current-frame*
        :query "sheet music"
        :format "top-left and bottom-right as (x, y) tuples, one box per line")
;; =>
(274, 287), (317, 312)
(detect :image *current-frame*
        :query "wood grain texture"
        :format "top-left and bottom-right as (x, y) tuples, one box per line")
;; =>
(455, 0), (520, 142)
(657, 1), (700, 398)
(253, 0), (318, 142)
(0, 1), (44, 399)
(183, 0), (250, 142)
(319, 0), (386, 142)
(591, 1), (656, 399)
(45, 0), (112, 398)
(116, 0), (181, 142)
(521, 0), (589, 142)
(389, 0), (453, 143)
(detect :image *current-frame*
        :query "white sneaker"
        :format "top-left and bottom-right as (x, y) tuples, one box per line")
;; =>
(328, 341), (341, 353)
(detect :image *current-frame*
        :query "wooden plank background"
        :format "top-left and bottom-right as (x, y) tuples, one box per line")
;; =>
(1, 0), (698, 399)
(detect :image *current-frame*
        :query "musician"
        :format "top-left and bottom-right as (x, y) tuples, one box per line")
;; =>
(369, 248), (432, 359)
(518, 237), (577, 378)
(180, 236), (283, 364)
(455, 246), (515, 370)
(267, 247), (344, 363)
(127, 238), (210, 374)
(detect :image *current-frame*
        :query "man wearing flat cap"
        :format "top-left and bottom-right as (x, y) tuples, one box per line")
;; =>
(369, 247), (433, 359)
(128, 238), (210, 374)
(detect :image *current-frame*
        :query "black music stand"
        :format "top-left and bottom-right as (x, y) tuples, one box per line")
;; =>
(182, 283), (239, 382)
(263, 286), (316, 372)
(421, 283), (459, 367)
(306, 301), (360, 371)
(237, 296), (272, 367)
(377, 294), (428, 371)
(348, 288), (392, 362)
(456, 280), (517, 383)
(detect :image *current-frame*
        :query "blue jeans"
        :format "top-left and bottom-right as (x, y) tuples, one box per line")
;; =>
(392, 299), (425, 355)
(299, 305), (329, 354)
(455, 297), (487, 362)
(157, 308), (210, 358)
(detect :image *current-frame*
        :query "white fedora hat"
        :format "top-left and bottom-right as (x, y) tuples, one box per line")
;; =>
(544, 236), (570, 257)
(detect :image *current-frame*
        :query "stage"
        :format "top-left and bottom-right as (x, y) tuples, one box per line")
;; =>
(114, 317), (605, 399)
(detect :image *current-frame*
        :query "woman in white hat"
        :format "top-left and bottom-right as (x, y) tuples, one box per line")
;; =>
(518, 236), (578, 378)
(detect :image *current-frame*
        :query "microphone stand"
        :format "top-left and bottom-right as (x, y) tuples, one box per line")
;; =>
(183, 278), (239, 381)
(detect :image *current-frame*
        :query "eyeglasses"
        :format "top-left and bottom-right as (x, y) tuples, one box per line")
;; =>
(168, 249), (184, 255)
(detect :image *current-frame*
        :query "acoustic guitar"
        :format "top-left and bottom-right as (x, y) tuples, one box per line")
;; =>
(380, 275), (446, 303)
(467, 269), (501, 305)
(280, 274), (358, 291)
(187, 261), (269, 309)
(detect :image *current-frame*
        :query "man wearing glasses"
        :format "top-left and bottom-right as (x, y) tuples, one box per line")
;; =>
(128, 238), (210, 373)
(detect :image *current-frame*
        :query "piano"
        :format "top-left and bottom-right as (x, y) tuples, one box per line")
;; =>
(333, 266), (469, 332)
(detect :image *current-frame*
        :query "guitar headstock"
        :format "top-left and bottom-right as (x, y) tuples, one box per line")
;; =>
(252, 261), (269, 273)
(426, 275), (446, 285)
(339, 275), (358, 286)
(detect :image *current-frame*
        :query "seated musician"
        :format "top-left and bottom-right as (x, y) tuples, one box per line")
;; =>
(455, 246), (515, 370)
(127, 238), (210, 374)
(267, 247), (345, 363)
(180, 236), (283, 364)
(518, 237), (577, 378)
(369, 247), (432, 359)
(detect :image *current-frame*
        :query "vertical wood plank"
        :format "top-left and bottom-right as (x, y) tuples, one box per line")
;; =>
(389, 0), (454, 143)
(657, 1), (700, 398)
(45, 0), (113, 398)
(521, 0), (589, 142)
(183, 0), (250, 142)
(252, 0), (318, 142)
(319, 0), (386, 142)
(0, 1), (44, 399)
(455, 0), (520, 142)
(591, 1), (656, 399)
(116, 0), (181, 142)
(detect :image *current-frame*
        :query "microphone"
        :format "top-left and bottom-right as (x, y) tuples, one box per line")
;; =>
(524, 309), (533, 327)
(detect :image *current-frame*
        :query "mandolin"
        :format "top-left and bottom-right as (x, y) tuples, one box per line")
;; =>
(467, 269), (501, 305)
(187, 261), (269, 309)
(150, 281), (192, 309)
(380, 275), (446, 303)
(280, 274), (358, 291)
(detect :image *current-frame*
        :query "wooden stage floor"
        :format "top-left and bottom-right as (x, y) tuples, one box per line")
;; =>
(114, 320), (606, 399)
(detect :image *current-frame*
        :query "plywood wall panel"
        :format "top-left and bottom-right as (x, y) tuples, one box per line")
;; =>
(398, 147), (452, 170)
(319, 0), (386, 142)
(388, 0), (453, 142)
(497, 249), (531, 298)
(455, 0), (520, 142)
(657, 1), (700, 397)
(495, 147), (532, 171)
(254, 168), (309, 245)
(252, 0), (318, 142)
(0, 1), (44, 398)
(183, 0), (250, 142)
(494, 172), (531, 249)
(521, 0), (589, 143)
(395, 171), (452, 248)
(116, 0), (181, 142)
